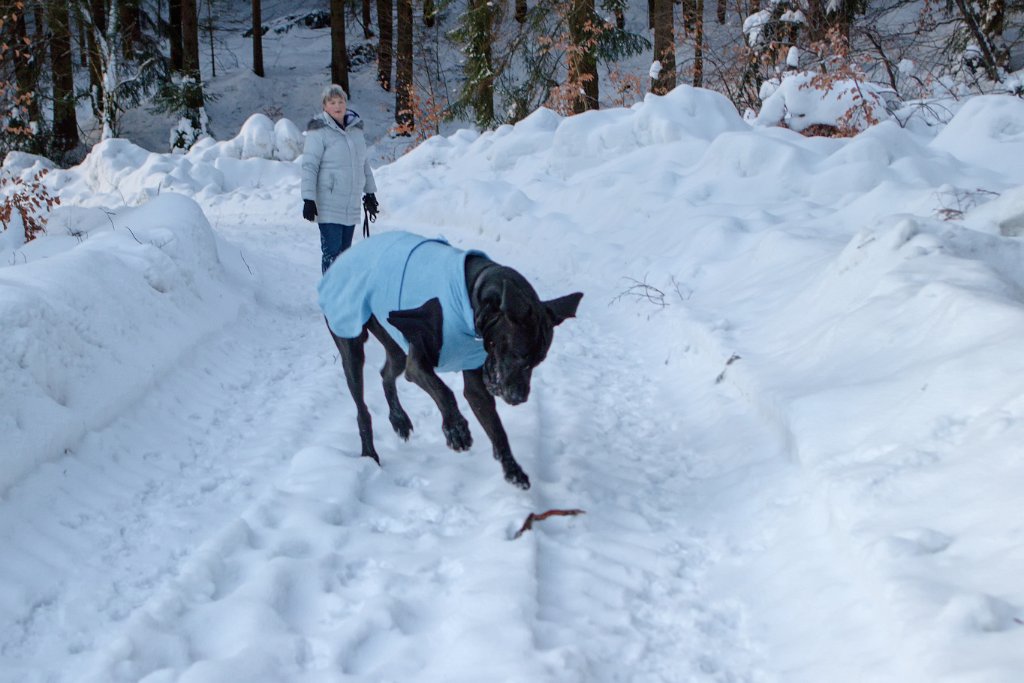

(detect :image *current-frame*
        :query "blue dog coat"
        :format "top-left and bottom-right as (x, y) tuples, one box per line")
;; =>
(318, 231), (488, 372)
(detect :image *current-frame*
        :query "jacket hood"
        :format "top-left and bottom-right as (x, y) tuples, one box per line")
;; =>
(307, 109), (364, 132)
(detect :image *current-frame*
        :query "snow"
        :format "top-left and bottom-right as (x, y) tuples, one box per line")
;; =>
(3, 81), (1024, 682)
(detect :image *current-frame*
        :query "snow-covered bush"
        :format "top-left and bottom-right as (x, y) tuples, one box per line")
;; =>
(238, 114), (276, 160)
(273, 118), (303, 161)
(756, 71), (891, 135)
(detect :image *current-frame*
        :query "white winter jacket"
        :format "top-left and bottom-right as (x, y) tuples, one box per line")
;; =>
(301, 110), (377, 225)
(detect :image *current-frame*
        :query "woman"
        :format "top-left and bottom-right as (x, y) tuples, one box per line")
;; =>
(301, 84), (379, 273)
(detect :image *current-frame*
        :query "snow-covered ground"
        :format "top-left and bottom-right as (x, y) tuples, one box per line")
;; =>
(3, 84), (1024, 682)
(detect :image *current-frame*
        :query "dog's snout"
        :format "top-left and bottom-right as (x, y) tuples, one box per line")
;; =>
(483, 362), (531, 406)
(503, 386), (529, 405)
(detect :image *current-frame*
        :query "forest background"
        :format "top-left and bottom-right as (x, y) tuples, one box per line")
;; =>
(1, 0), (1022, 175)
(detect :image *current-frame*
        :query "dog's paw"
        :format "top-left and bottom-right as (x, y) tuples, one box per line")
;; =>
(362, 449), (382, 466)
(389, 410), (413, 441)
(505, 466), (531, 490)
(442, 415), (473, 452)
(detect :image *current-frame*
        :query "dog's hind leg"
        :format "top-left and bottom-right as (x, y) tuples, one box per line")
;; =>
(366, 316), (414, 441)
(330, 324), (381, 465)
(463, 368), (530, 490)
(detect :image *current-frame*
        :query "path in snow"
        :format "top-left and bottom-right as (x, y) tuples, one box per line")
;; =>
(2, 212), (907, 683)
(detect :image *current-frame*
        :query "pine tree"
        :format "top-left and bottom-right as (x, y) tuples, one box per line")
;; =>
(451, 0), (494, 128)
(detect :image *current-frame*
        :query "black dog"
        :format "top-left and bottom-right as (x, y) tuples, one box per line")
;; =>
(318, 231), (582, 489)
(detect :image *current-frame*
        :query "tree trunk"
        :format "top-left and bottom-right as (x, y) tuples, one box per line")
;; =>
(8, 3), (42, 130)
(716, 0), (725, 23)
(979, 0), (1008, 67)
(424, 0), (435, 27)
(252, 0), (264, 76)
(98, 0), (123, 139)
(681, 0), (697, 34)
(651, 0), (675, 94)
(516, 0), (527, 23)
(86, 0), (107, 117)
(649, 0), (655, 29)
(377, 0), (393, 90)
(331, 0), (349, 92)
(953, 0), (1002, 80)
(205, 0), (216, 77)
(120, 0), (142, 58)
(395, 0), (413, 132)
(362, 0), (374, 37)
(76, 5), (88, 66)
(568, 0), (599, 114)
(181, 0), (203, 107)
(169, 0), (183, 71)
(50, 1), (80, 151)
(693, 0), (704, 86)
(804, 0), (824, 41)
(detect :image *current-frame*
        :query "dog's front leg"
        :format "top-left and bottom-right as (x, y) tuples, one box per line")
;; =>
(403, 347), (473, 452)
(331, 326), (381, 465)
(463, 369), (530, 490)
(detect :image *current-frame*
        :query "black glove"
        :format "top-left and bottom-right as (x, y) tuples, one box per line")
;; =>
(302, 199), (317, 222)
(363, 193), (379, 221)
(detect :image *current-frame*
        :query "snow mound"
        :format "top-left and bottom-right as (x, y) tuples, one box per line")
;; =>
(930, 95), (1024, 182)
(0, 194), (246, 494)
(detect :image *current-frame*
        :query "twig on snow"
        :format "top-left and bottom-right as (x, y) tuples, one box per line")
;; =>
(714, 353), (741, 384)
(513, 508), (586, 539)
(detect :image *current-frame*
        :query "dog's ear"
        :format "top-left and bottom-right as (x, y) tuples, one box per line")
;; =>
(543, 292), (583, 326)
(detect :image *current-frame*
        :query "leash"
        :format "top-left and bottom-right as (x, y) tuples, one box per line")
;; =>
(362, 205), (375, 238)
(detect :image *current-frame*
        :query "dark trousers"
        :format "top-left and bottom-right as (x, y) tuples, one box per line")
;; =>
(319, 223), (355, 274)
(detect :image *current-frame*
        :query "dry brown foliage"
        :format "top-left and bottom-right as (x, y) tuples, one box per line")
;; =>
(1, 170), (60, 243)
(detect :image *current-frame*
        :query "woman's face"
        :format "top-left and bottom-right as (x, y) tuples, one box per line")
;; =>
(324, 96), (347, 120)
